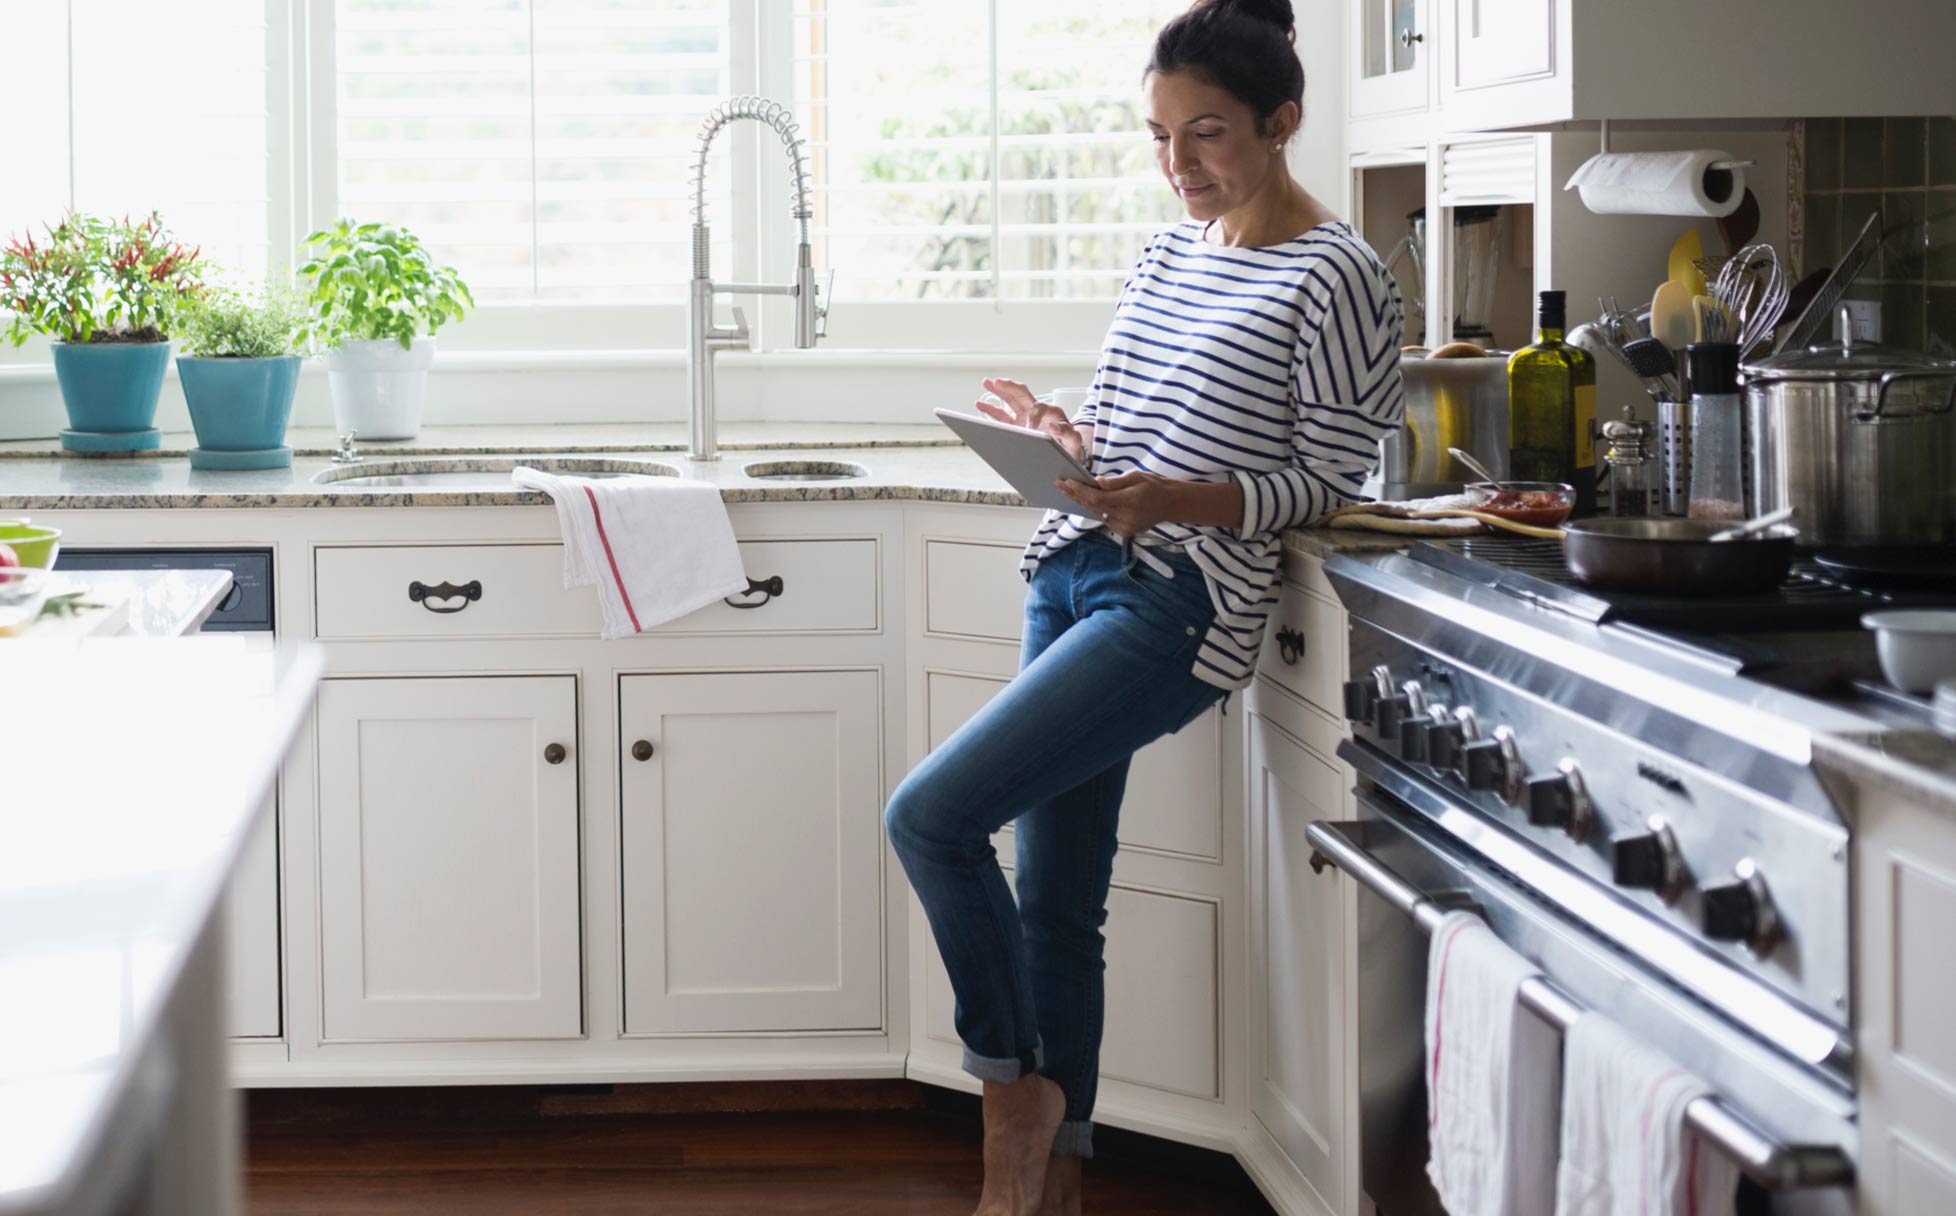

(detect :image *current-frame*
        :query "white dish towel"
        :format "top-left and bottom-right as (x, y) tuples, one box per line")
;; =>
(512, 467), (749, 639)
(1554, 1012), (1741, 1216)
(1424, 910), (1560, 1216)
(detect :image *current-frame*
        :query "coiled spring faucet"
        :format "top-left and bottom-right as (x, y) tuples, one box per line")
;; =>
(686, 96), (829, 460)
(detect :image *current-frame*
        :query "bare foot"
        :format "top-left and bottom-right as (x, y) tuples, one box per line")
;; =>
(1038, 1153), (1082, 1216)
(973, 1073), (1066, 1216)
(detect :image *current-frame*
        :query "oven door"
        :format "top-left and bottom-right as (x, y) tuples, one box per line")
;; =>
(1320, 762), (1857, 1212)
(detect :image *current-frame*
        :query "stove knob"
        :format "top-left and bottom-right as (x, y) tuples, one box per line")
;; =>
(1462, 727), (1522, 804)
(1398, 714), (1431, 762)
(1701, 859), (1780, 954)
(1612, 816), (1685, 900)
(1342, 679), (1379, 723)
(1374, 694), (1411, 737)
(1525, 760), (1593, 839)
(1422, 718), (1466, 770)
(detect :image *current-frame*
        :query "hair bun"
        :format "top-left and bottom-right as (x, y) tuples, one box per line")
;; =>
(1204, 0), (1295, 36)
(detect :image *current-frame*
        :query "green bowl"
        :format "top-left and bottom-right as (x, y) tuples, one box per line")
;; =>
(0, 522), (61, 569)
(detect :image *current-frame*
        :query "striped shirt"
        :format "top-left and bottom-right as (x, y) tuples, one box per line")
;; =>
(1020, 219), (1406, 691)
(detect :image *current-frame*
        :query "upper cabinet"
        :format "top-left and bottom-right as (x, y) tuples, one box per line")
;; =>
(1348, 0), (1956, 146)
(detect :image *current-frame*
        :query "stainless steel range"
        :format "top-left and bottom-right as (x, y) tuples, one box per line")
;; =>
(1305, 537), (1945, 1213)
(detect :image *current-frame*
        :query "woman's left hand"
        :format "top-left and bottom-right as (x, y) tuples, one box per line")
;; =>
(1058, 470), (1182, 538)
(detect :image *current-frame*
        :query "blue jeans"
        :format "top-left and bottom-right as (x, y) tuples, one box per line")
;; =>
(885, 530), (1227, 1157)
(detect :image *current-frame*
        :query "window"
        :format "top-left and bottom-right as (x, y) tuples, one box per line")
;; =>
(3, 2), (1188, 360)
(790, 0), (1188, 347)
(0, 0), (271, 285)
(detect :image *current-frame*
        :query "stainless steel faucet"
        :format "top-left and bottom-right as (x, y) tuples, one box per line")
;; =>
(686, 96), (829, 460)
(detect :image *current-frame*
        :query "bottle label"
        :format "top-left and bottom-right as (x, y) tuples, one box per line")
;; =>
(1574, 384), (1596, 470)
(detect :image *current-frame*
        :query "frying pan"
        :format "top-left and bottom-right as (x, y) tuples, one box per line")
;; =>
(1563, 518), (1797, 595)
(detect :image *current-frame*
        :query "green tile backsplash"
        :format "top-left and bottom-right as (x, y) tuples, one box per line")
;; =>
(1802, 117), (1956, 356)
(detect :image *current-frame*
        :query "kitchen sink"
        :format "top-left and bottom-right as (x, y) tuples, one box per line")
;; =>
(311, 456), (681, 490)
(741, 460), (869, 482)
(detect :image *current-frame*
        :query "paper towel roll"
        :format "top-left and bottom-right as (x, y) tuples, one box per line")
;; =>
(1562, 150), (1745, 218)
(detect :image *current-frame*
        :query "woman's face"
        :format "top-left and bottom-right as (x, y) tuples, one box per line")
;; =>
(1144, 70), (1294, 223)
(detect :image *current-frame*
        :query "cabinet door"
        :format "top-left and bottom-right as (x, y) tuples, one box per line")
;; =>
(1248, 711), (1351, 1214)
(316, 676), (583, 1041)
(224, 793), (280, 1039)
(620, 670), (883, 1034)
(1448, 0), (1556, 91)
(1351, 0), (1429, 117)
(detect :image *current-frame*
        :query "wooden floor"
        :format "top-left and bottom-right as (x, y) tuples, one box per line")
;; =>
(244, 1080), (1278, 1215)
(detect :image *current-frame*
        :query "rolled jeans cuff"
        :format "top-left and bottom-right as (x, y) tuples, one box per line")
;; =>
(961, 1040), (1043, 1083)
(1051, 1120), (1095, 1158)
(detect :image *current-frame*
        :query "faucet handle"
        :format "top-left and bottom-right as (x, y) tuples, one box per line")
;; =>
(815, 269), (833, 340)
(729, 305), (751, 348)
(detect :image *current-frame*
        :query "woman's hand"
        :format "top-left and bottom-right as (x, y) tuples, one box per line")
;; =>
(1057, 470), (1184, 538)
(975, 377), (1087, 465)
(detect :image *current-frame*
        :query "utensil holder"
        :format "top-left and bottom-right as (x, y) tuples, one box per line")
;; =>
(1659, 399), (1691, 516)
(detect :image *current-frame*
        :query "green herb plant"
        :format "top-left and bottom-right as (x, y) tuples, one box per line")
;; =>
(296, 220), (474, 351)
(175, 285), (305, 359)
(0, 212), (204, 346)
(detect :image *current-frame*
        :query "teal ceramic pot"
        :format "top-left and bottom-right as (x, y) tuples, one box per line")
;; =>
(178, 355), (301, 451)
(49, 340), (172, 433)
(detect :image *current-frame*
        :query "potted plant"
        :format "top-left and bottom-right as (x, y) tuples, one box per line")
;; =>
(297, 219), (473, 440)
(0, 212), (203, 451)
(173, 285), (306, 469)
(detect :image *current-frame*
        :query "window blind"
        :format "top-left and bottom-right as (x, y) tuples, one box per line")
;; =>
(791, 0), (1188, 303)
(334, 0), (732, 304)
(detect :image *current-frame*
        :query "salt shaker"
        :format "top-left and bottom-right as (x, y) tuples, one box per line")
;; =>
(1602, 408), (1656, 517)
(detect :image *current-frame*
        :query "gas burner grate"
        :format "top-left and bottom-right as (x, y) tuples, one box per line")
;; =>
(1412, 534), (1948, 632)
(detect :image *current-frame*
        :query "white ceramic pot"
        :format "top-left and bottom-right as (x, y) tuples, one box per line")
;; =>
(322, 337), (437, 440)
(1863, 610), (1956, 693)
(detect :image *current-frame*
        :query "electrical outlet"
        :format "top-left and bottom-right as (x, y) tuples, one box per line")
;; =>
(1840, 299), (1882, 342)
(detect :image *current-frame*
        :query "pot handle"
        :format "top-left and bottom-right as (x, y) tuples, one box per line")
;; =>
(1861, 370), (1956, 421)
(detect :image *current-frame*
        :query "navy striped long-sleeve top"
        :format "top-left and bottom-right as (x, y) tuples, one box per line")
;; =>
(1020, 219), (1406, 691)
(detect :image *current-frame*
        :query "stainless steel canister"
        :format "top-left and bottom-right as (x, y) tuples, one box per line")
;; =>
(1380, 352), (1510, 497)
(1658, 400), (1691, 516)
(1742, 336), (1956, 547)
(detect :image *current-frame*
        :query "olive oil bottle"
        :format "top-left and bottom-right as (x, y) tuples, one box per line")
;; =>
(1507, 290), (1597, 512)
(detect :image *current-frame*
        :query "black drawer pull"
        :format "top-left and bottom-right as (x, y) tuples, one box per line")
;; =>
(409, 579), (482, 613)
(1276, 626), (1306, 666)
(724, 575), (784, 609)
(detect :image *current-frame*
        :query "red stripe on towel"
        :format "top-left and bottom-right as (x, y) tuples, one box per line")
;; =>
(1427, 918), (1479, 1131)
(582, 483), (642, 634)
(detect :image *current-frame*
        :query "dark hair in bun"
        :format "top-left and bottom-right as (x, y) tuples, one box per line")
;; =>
(1148, 0), (1305, 135)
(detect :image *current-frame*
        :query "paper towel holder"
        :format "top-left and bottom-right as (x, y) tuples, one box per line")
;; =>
(1594, 119), (1753, 172)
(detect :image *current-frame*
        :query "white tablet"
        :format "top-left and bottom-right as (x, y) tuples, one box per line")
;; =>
(934, 408), (1102, 519)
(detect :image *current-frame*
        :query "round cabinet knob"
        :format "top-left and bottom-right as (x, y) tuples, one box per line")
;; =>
(1398, 28), (1424, 47)
(1526, 760), (1594, 839)
(1612, 815), (1685, 901)
(1701, 859), (1780, 954)
(631, 739), (655, 763)
(544, 742), (568, 765)
(1342, 678), (1380, 723)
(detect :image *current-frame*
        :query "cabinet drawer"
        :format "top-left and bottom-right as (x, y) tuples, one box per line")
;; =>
(315, 539), (878, 640)
(1257, 581), (1348, 718)
(924, 540), (1027, 642)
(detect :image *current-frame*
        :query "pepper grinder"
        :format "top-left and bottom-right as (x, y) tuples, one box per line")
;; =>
(1602, 408), (1656, 517)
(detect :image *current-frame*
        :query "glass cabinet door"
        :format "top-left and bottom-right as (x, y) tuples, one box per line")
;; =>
(1352, 0), (1428, 118)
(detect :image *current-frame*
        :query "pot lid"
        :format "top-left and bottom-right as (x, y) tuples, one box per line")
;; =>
(1743, 330), (1956, 381)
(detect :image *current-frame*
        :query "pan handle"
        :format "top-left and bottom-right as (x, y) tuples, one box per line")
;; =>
(1861, 370), (1956, 422)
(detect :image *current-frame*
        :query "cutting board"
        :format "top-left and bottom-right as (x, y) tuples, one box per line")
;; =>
(0, 576), (134, 639)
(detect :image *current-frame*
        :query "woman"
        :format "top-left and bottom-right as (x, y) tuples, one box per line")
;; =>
(884, 2), (1405, 1212)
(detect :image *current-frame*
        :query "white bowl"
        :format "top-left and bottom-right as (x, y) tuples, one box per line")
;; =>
(1863, 611), (1956, 694)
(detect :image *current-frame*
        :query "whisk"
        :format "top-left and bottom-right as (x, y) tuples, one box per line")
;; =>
(1712, 243), (1788, 355)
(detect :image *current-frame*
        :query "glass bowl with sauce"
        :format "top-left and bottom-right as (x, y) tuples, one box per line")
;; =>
(1468, 481), (1576, 528)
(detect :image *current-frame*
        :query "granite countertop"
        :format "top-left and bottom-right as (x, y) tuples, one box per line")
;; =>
(1814, 729), (1956, 819)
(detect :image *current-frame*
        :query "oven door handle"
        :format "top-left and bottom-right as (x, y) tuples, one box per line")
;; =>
(1305, 817), (1855, 1192)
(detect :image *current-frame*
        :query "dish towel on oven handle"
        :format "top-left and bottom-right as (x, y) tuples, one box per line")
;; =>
(512, 467), (749, 639)
(1554, 1011), (1742, 1216)
(1424, 910), (1560, 1216)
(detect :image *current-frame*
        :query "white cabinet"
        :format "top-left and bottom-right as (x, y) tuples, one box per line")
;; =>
(315, 675), (584, 1041)
(1247, 708), (1357, 1216)
(224, 793), (281, 1038)
(1853, 777), (1956, 1215)
(1350, 0), (1429, 119)
(618, 669), (884, 1034)
(1444, 0), (1554, 94)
